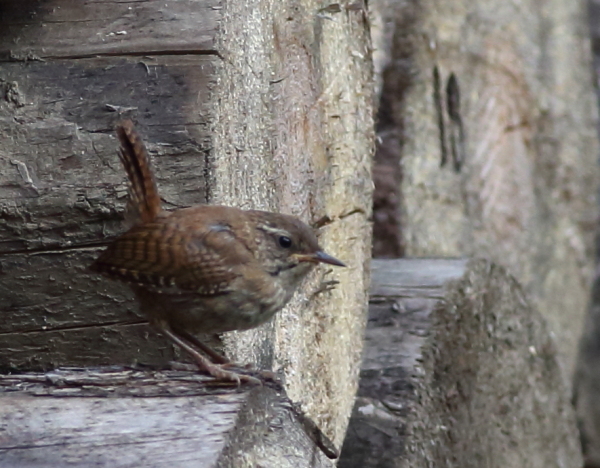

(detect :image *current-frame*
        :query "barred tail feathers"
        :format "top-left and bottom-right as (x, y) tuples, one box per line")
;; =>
(116, 120), (162, 223)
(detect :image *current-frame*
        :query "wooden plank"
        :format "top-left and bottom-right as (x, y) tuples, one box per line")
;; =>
(0, 0), (221, 59)
(0, 394), (244, 467)
(339, 258), (583, 468)
(370, 257), (468, 298)
(0, 249), (131, 333)
(0, 368), (336, 467)
(0, 55), (216, 251)
(0, 323), (178, 372)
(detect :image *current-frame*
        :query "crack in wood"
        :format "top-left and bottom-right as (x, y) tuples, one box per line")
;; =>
(0, 319), (147, 336)
(0, 49), (221, 63)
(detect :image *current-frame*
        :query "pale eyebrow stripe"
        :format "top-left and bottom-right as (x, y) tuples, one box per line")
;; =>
(256, 224), (290, 237)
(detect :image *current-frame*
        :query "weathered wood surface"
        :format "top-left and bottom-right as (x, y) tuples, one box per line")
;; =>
(0, 0), (373, 447)
(370, 0), (598, 379)
(0, 368), (336, 468)
(0, 0), (221, 58)
(339, 258), (582, 468)
(211, 1), (373, 446)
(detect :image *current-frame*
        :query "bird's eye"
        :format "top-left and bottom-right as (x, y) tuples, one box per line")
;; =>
(278, 236), (293, 248)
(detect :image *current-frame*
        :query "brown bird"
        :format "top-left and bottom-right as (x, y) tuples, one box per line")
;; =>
(91, 121), (345, 384)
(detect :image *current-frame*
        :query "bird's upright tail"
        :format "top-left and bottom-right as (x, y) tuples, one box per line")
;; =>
(116, 120), (162, 224)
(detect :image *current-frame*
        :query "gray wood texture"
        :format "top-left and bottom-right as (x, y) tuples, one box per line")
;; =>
(339, 258), (582, 468)
(0, 368), (336, 467)
(0, 0), (374, 447)
(369, 0), (599, 380)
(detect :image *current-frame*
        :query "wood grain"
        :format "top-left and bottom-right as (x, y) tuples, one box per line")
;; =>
(0, 368), (336, 467)
(0, 0), (221, 59)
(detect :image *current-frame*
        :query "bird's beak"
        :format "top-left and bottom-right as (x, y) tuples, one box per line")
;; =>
(293, 251), (346, 267)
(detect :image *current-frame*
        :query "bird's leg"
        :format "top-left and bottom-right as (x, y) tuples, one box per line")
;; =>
(171, 327), (265, 376)
(158, 325), (261, 385)
(170, 327), (230, 365)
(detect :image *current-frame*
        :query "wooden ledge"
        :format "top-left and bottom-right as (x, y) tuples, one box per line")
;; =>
(0, 367), (337, 468)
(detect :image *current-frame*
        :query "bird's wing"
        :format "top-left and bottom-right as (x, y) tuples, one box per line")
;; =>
(91, 220), (254, 295)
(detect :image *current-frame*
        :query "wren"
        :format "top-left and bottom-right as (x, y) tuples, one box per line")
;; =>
(91, 121), (345, 384)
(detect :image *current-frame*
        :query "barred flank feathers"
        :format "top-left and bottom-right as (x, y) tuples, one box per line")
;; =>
(116, 120), (162, 223)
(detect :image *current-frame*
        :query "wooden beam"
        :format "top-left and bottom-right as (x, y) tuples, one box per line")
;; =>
(339, 258), (583, 467)
(0, 368), (336, 467)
